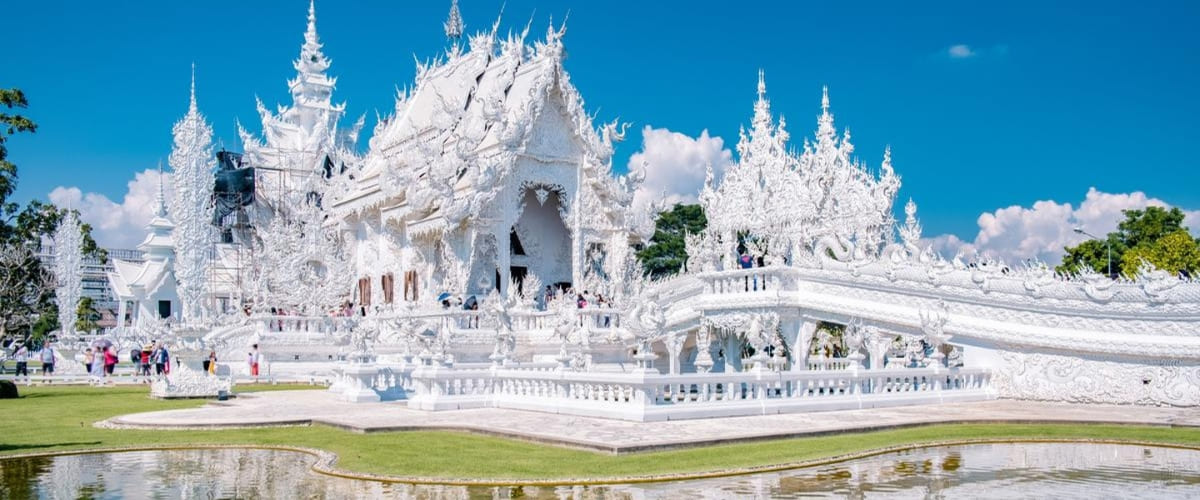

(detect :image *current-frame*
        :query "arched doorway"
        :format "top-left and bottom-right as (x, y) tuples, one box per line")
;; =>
(510, 185), (572, 293)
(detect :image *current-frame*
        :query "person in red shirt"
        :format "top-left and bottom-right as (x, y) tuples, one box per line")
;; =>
(139, 348), (152, 380)
(105, 346), (119, 376)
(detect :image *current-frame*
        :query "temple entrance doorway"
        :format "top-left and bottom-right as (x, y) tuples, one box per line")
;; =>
(510, 186), (572, 293)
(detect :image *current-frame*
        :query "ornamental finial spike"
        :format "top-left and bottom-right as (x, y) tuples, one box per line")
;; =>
(155, 160), (167, 218)
(757, 69), (766, 100)
(444, 0), (464, 41)
(306, 0), (318, 41)
(189, 62), (197, 112)
(821, 85), (830, 112)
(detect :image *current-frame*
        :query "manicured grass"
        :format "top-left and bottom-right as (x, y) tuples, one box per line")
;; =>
(3, 385), (1199, 482)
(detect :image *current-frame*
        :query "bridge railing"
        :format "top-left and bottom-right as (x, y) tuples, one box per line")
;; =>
(699, 266), (789, 295)
(405, 364), (992, 421)
(251, 315), (357, 335)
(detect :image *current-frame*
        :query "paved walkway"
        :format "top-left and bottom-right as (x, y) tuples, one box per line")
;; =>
(105, 390), (1200, 453)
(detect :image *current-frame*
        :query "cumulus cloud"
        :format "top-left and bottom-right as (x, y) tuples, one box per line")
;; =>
(946, 44), (977, 59)
(49, 168), (174, 249)
(629, 126), (733, 213)
(925, 188), (1200, 264)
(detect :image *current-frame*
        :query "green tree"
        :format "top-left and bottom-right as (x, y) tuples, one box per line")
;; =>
(1058, 206), (1199, 278)
(0, 88), (104, 341)
(1120, 230), (1200, 277)
(1, 88), (37, 206)
(636, 203), (707, 278)
(76, 296), (100, 334)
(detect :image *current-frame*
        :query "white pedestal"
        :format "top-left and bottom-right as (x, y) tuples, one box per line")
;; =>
(340, 363), (381, 403)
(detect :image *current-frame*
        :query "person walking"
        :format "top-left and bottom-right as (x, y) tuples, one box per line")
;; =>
(160, 343), (171, 376)
(152, 342), (166, 376)
(140, 346), (152, 381)
(83, 348), (95, 375)
(248, 344), (261, 382)
(207, 351), (218, 375)
(12, 344), (29, 380)
(40, 342), (57, 376)
(103, 346), (117, 377)
(130, 347), (142, 377)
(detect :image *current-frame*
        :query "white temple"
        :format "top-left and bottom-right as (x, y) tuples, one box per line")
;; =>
(107, 184), (181, 327)
(94, 1), (1199, 416)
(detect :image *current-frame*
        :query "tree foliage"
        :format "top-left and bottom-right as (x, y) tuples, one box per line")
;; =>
(1057, 206), (1200, 278)
(1, 88), (38, 206)
(76, 296), (100, 334)
(1120, 230), (1200, 277)
(0, 88), (103, 340)
(636, 204), (707, 278)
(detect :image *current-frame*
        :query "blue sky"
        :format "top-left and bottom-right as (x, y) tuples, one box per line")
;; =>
(5, 1), (1199, 259)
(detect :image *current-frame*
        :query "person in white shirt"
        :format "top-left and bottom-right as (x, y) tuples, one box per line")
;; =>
(248, 344), (261, 381)
(12, 345), (29, 378)
(39, 343), (56, 375)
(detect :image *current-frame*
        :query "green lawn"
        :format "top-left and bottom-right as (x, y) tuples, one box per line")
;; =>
(2, 385), (1199, 483)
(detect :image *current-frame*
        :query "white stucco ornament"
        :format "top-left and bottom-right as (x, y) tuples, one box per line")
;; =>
(151, 363), (233, 399)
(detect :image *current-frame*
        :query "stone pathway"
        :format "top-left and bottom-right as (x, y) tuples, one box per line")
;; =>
(105, 391), (1200, 453)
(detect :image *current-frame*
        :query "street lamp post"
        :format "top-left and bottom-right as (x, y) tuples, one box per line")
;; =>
(1073, 227), (1112, 278)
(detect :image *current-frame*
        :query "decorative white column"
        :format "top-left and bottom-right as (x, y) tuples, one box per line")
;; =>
(496, 228), (511, 296)
(665, 333), (686, 375)
(723, 334), (743, 372)
(694, 325), (714, 373)
(116, 300), (128, 328)
(789, 320), (817, 371)
(865, 327), (893, 370)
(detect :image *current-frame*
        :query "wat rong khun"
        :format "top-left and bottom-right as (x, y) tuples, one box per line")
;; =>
(4, 0), (1200, 493)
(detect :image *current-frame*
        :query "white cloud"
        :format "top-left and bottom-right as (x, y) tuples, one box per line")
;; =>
(49, 168), (174, 249)
(926, 187), (1200, 264)
(629, 126), (733, 213)
(946, 44), (977, 59)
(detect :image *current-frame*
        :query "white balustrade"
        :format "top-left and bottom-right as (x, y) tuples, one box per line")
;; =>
(253, 315), (357, 336)
(701, 266), (785, 295)
(402, 363), (992, 421)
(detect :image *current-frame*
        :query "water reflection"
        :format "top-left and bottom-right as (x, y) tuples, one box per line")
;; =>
(1, 443), (1198, 499)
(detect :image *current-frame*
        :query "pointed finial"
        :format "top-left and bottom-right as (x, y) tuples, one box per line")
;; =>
(308, 0), (317, 34)
(821, 85), (830, 112)
(757, 69), (766, 100)
(490, 2), (506, 39)
(189, 63), (197, 112)
(155, 161), (167, 217)
(444, 0), (464, 41)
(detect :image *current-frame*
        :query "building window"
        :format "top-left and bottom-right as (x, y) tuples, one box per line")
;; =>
(510, 230), (526, 256)
(357, 278), (371, 306)
(382, 273), (395, 304)
(403, 270), (419, 302)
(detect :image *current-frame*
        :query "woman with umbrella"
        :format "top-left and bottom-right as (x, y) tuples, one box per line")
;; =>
(90, 338), (112, 379)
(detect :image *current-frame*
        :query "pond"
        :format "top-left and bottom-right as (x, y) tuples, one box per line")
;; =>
(1, 442), (1198, 499)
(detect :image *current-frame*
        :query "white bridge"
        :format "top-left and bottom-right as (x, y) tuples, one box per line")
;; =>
(310, 250), (1200, 421)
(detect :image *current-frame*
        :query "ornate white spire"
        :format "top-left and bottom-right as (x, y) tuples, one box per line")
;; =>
(757, 69), (766, 100)
(155, 161), (167, 218)
(899, 197), (923, 251)
(816, 85), (836, 149)
(291, 0), (334, 106)
(53, 210), (83, 337)
(169, 73), (216, 323)
(750, 70), (773, 140)
(189, 62), (197, 114)
(445, 0), (464, 42)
